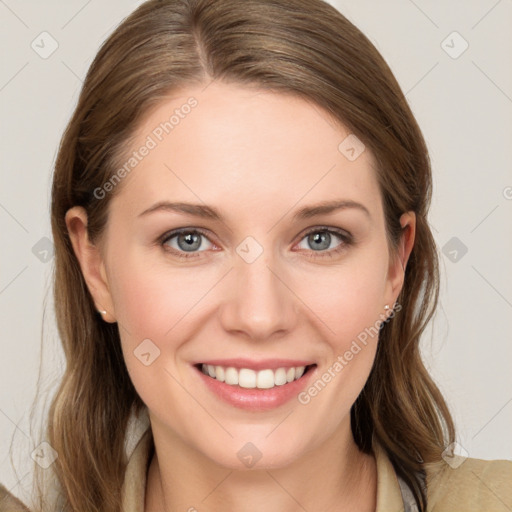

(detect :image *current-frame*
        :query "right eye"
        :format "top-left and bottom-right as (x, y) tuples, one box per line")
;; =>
(160, 228), (216, 259)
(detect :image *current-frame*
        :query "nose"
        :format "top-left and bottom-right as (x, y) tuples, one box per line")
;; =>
(218, 248), (298, 341)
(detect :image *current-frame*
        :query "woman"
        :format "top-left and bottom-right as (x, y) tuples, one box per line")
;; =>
(3, 0), (511, 511)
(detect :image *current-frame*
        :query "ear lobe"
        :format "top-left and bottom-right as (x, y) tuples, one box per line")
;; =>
(65, 206), (116, 322)
(386, 211), (416, 302)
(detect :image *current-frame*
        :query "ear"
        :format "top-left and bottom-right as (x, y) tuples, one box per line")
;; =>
(385, 211), (416, 306)
(65, 206), (116, 323)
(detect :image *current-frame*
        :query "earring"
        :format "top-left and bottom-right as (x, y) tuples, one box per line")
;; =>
(384, 305), (390, 311)
(98, 310), (107, 316)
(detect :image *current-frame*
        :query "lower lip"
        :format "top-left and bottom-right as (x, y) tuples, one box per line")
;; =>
(194, 365), (317, 411)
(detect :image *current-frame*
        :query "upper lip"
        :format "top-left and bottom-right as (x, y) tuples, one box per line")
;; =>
(194, 359), (316, 371)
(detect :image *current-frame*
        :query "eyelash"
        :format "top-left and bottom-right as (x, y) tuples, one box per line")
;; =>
(159, 226), (353, 260)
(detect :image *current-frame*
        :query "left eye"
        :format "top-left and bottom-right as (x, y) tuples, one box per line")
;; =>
(296, 229), (347, 252)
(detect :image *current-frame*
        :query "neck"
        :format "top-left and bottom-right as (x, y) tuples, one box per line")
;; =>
(144, 418), (377, 512)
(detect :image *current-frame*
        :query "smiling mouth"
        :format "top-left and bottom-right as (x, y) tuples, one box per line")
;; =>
(194, 363), (316, 389)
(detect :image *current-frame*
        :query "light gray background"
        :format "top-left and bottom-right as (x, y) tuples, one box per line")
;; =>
(1, 0), (511, 501)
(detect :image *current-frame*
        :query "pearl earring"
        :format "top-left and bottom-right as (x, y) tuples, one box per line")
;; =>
(98, 310), (107, 315)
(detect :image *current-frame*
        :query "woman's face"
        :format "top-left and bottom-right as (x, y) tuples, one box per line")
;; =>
(70, 81), (413, 469)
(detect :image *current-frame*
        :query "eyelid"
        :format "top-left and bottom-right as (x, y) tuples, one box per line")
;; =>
(160, 226), (213, 244)
(296, 225), (352, 243)
(292, 225), (353, 254)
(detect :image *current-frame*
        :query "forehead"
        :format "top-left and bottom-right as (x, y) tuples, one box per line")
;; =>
(109, 81), (382, 221)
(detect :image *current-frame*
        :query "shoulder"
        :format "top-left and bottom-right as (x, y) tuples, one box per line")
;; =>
(425, 456), (512, 511)
(0, 484), (30, 512)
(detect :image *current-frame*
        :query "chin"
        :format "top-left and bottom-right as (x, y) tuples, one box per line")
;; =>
(196, 430), (312, 471)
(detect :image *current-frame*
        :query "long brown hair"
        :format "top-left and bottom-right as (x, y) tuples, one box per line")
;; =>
(32, 0), (454, 510)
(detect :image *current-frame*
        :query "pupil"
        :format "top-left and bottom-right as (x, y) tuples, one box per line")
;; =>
(309, 232), (330, 251)
(179, 233), (200, 251)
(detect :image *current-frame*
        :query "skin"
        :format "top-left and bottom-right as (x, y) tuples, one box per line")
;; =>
(66, 81), (415, 512)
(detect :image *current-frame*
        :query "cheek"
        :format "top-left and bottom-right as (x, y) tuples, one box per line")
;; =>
(292, 261), (387, 427)
(107, 253), (218, 395)
(109, 258), (204, 417)
(109, 254), (213, 341)
(294, 254), (389, 348)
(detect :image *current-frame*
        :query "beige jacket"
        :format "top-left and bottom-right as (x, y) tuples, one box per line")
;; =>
(2, 429), (511, 511)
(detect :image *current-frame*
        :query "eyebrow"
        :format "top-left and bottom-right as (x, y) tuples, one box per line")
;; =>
(293, 199), (370, 220)
(138, 199), (371, 221)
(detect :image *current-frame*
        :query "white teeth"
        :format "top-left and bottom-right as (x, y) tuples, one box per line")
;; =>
(239, 368), (256, 388)
(225, 367), (239, 386)
(215, 365), (225, 382)
(274, 368), (287, 386)
(274, 368), (286, 386)
(200, 364), (308, 389)
(256, 369), (275, 389)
